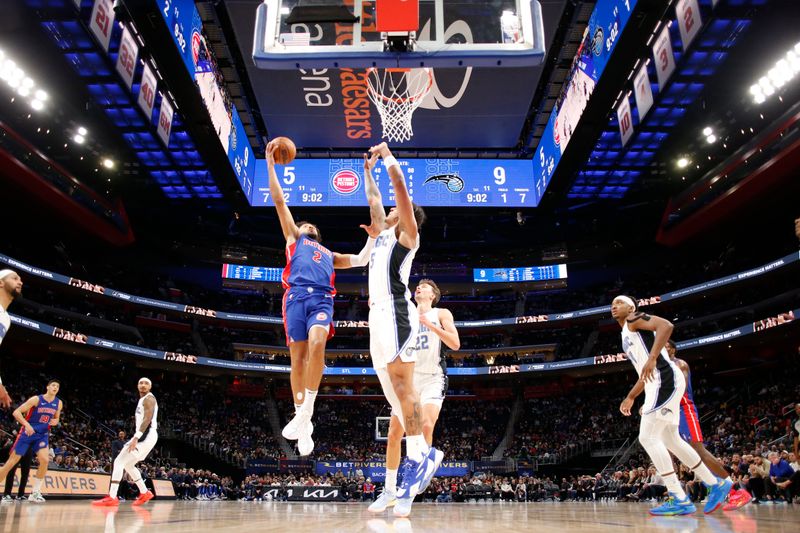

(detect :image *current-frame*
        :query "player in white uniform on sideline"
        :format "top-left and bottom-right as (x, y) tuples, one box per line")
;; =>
(369, 278), (460, 513)
(613, 295), (732, 516)
(363, 143), (442, 518)
(93, 378), (159, 507)
(0, 269), (23, 408)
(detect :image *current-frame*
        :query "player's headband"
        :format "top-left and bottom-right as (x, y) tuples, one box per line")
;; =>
(139, 377), (152, 386)
(0, 269), (17, 280)
(614, 295), (636, 308)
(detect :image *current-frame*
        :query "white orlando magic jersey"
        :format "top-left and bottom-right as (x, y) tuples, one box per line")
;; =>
(368, 228), (419, 303)
(415, 308), (446, 375)
(135, 392), (158, 433)
(621, 321), (683, 413)
(0, 306), (9, 347)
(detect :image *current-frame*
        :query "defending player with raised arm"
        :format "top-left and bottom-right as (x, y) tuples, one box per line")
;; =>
(369, 279), (459, 514)
(363, 142), (441, 518)
(0, 379), (62, 502)
(0, 269), (24, 408)
(266, 140), (382, 456)
(93, 378), (159, 507)
(613, 296), (732, 516)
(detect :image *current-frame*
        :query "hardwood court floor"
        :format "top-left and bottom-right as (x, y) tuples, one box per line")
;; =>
(0, 500), (796, 532)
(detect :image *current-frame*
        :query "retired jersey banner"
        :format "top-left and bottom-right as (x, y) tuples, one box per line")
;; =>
(137, 63), (158, 121)
(676, 0), (702, 50)
(157, 96), (174, 147)
(89, 0), (116, 52)
(116, 26), (139, 90)
(653, 25), (677, 90)
(616, 95), (634, 147)
(633, 64), (654, 121)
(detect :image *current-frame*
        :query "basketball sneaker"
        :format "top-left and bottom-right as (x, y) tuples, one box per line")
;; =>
(1, 495), (14, 503)
(368, 490), (397, 513)
(28, 492), (46, 503)
(703, 477), (733, 514)
(132, 490), (154, 506)
(648, 493), (696, 516)
(723, 489), (752, 511)
(92, 495), (120, 507)
(297, 430), (314, 456)
(395, 450), (439, 500)
(282, 411), (313, 441)
(418, 448), (444, 493)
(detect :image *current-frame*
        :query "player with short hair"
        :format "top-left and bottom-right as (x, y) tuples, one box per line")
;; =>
(362, 142), (441, 518)
(369, 278), (459, 513)
(265, 140), (382, 457)
(0, 379), (62, 502)
(0, 269), (23, 408)
(93, 378), (158, 507)
(614, 296), (732, 515)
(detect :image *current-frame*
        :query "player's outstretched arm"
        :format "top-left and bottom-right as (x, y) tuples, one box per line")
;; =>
(266, 140), (300, 243)
(363, 151), (386, 228)
(420, 309), (460, 351)
(370, 143), (416, 247)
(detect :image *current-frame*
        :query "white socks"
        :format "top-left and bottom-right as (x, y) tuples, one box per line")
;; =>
(385, 469), (398, 495)
(405, 434), (428, 463)
(302, 389), (318, 415)
(692, 462), (718, 486)
(109, 482), (119, 498)
(662, 473), (688, 500)
(31, 476), (43, 494)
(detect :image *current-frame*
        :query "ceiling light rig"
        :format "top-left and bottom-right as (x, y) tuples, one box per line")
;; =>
(750, 42), (800, 104)
(0, 49), (48, 111)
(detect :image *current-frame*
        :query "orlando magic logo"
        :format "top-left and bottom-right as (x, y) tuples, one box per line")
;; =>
(424, 174), (465, 193)
(660, 408), (672, 416)
(590, 27), (604, 56)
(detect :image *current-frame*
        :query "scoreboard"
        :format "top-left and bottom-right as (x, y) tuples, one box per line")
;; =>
(473, 264), (568, 283)
(249, 158), (539, 208)
(222, 263), (282, 282)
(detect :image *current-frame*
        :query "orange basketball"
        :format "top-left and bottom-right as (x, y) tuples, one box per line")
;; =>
(272, 136), (296, 165)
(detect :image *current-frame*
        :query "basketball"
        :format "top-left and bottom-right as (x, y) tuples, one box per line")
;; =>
(272, 137), (296, 165)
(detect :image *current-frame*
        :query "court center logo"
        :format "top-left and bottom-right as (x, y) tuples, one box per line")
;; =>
(424, 174), (464, 193)
(330, 169), (361, 195)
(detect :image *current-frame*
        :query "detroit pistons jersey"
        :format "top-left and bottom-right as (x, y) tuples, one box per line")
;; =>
(26, 395), (60, 433)
(135, 392), (158, 435)
(0, 305), (10, 347)
(620, 322), (682, 413)
(368, 228), (419, 303)
(415, 308), (446, 375)
(282, 234), (336, 294)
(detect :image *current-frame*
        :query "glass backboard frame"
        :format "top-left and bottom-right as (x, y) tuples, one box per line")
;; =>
(253, 0), (546, 69)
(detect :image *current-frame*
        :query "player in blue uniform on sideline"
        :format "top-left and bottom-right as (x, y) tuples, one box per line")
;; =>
(265, 139), (382, 456)
(0, 379), (62, 502)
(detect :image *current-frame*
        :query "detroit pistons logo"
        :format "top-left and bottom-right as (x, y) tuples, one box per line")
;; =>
(553, 117), (561, 146)
(331, 169), (360, 195)
(316, 312), (328, 321)
(191, 31), (203, 66)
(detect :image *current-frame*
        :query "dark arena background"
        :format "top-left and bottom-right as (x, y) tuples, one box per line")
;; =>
(0, 0), (799, 531)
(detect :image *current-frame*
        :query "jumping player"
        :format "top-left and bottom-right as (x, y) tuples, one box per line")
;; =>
(613, 296), (732, 515)
(0, 269), (23, 408)
(363, 143), (442, 518)
(266, 140), (381, 456)
(369, 278), (459, 513)
(93, 378), (158, 507)
(0, 379), (62, 502)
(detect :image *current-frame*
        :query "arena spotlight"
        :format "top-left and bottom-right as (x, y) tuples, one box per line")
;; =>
(73, 133), (85, 144)
(706, 134), (717, 144)
(750, 42), (800, 103)
(30, 99), (43, 110)
(102, 158), (115, 169)
(702, 127), (713, 137)
(677, 157), (689, 168)
(78, 126), (88, 136)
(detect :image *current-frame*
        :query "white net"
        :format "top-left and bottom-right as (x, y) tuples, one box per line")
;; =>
(366, 68), (433, 143)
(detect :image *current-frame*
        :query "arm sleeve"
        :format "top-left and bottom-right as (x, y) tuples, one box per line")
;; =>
(349, 237), (377, 267)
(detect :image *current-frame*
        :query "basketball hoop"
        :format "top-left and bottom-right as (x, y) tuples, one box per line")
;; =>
(366, 67), (433, 143)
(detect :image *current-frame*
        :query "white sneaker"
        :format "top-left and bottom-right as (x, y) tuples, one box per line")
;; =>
(368, 490), (397, 513)
(393, 496), (414, 518)
(419, 448), (444, 493)
(1, 495), (13, 503)
(282, 411), (312, 440)
(28, 492), (45, 503)
(297, 431), (314, 456)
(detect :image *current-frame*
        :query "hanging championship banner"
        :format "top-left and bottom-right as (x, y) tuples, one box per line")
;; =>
(633, 64), (654, 121)
(653, 25), (676, 90)
(676, 0), (702, 50)
(89, 0), (116, 52)
(157, 96), (174, 147)
(116, 26), (140, 90)
(617, 95), (633, 147)
(137, 63), (157, 121)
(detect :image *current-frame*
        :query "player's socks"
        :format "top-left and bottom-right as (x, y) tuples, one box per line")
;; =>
(405, 435), (427, 463)
(109, 482), (120, 498)
(385, 468), (398, 495)
(302, 389), (318, 415)
(134, 479), (148, 494)
(31, 475), (43, 494)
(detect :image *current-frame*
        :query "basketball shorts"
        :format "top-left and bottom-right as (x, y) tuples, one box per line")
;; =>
(368, 297), (419, 370)
(13, 431), (49, 456)
(282, 287), (335, 345)
(414, 372), (448, 409)
(678, 396), (704, 443)
(642, 365), (685, 425)
(118, 429), (158, 463)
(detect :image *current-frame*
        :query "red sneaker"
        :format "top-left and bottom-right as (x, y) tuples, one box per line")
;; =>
(92, 495), (120, 507)
(132, 490), (154, 506)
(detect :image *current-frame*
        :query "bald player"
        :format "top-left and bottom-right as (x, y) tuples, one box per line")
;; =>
(93, 378), (158, 506)
(0, 269), (23, 408)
